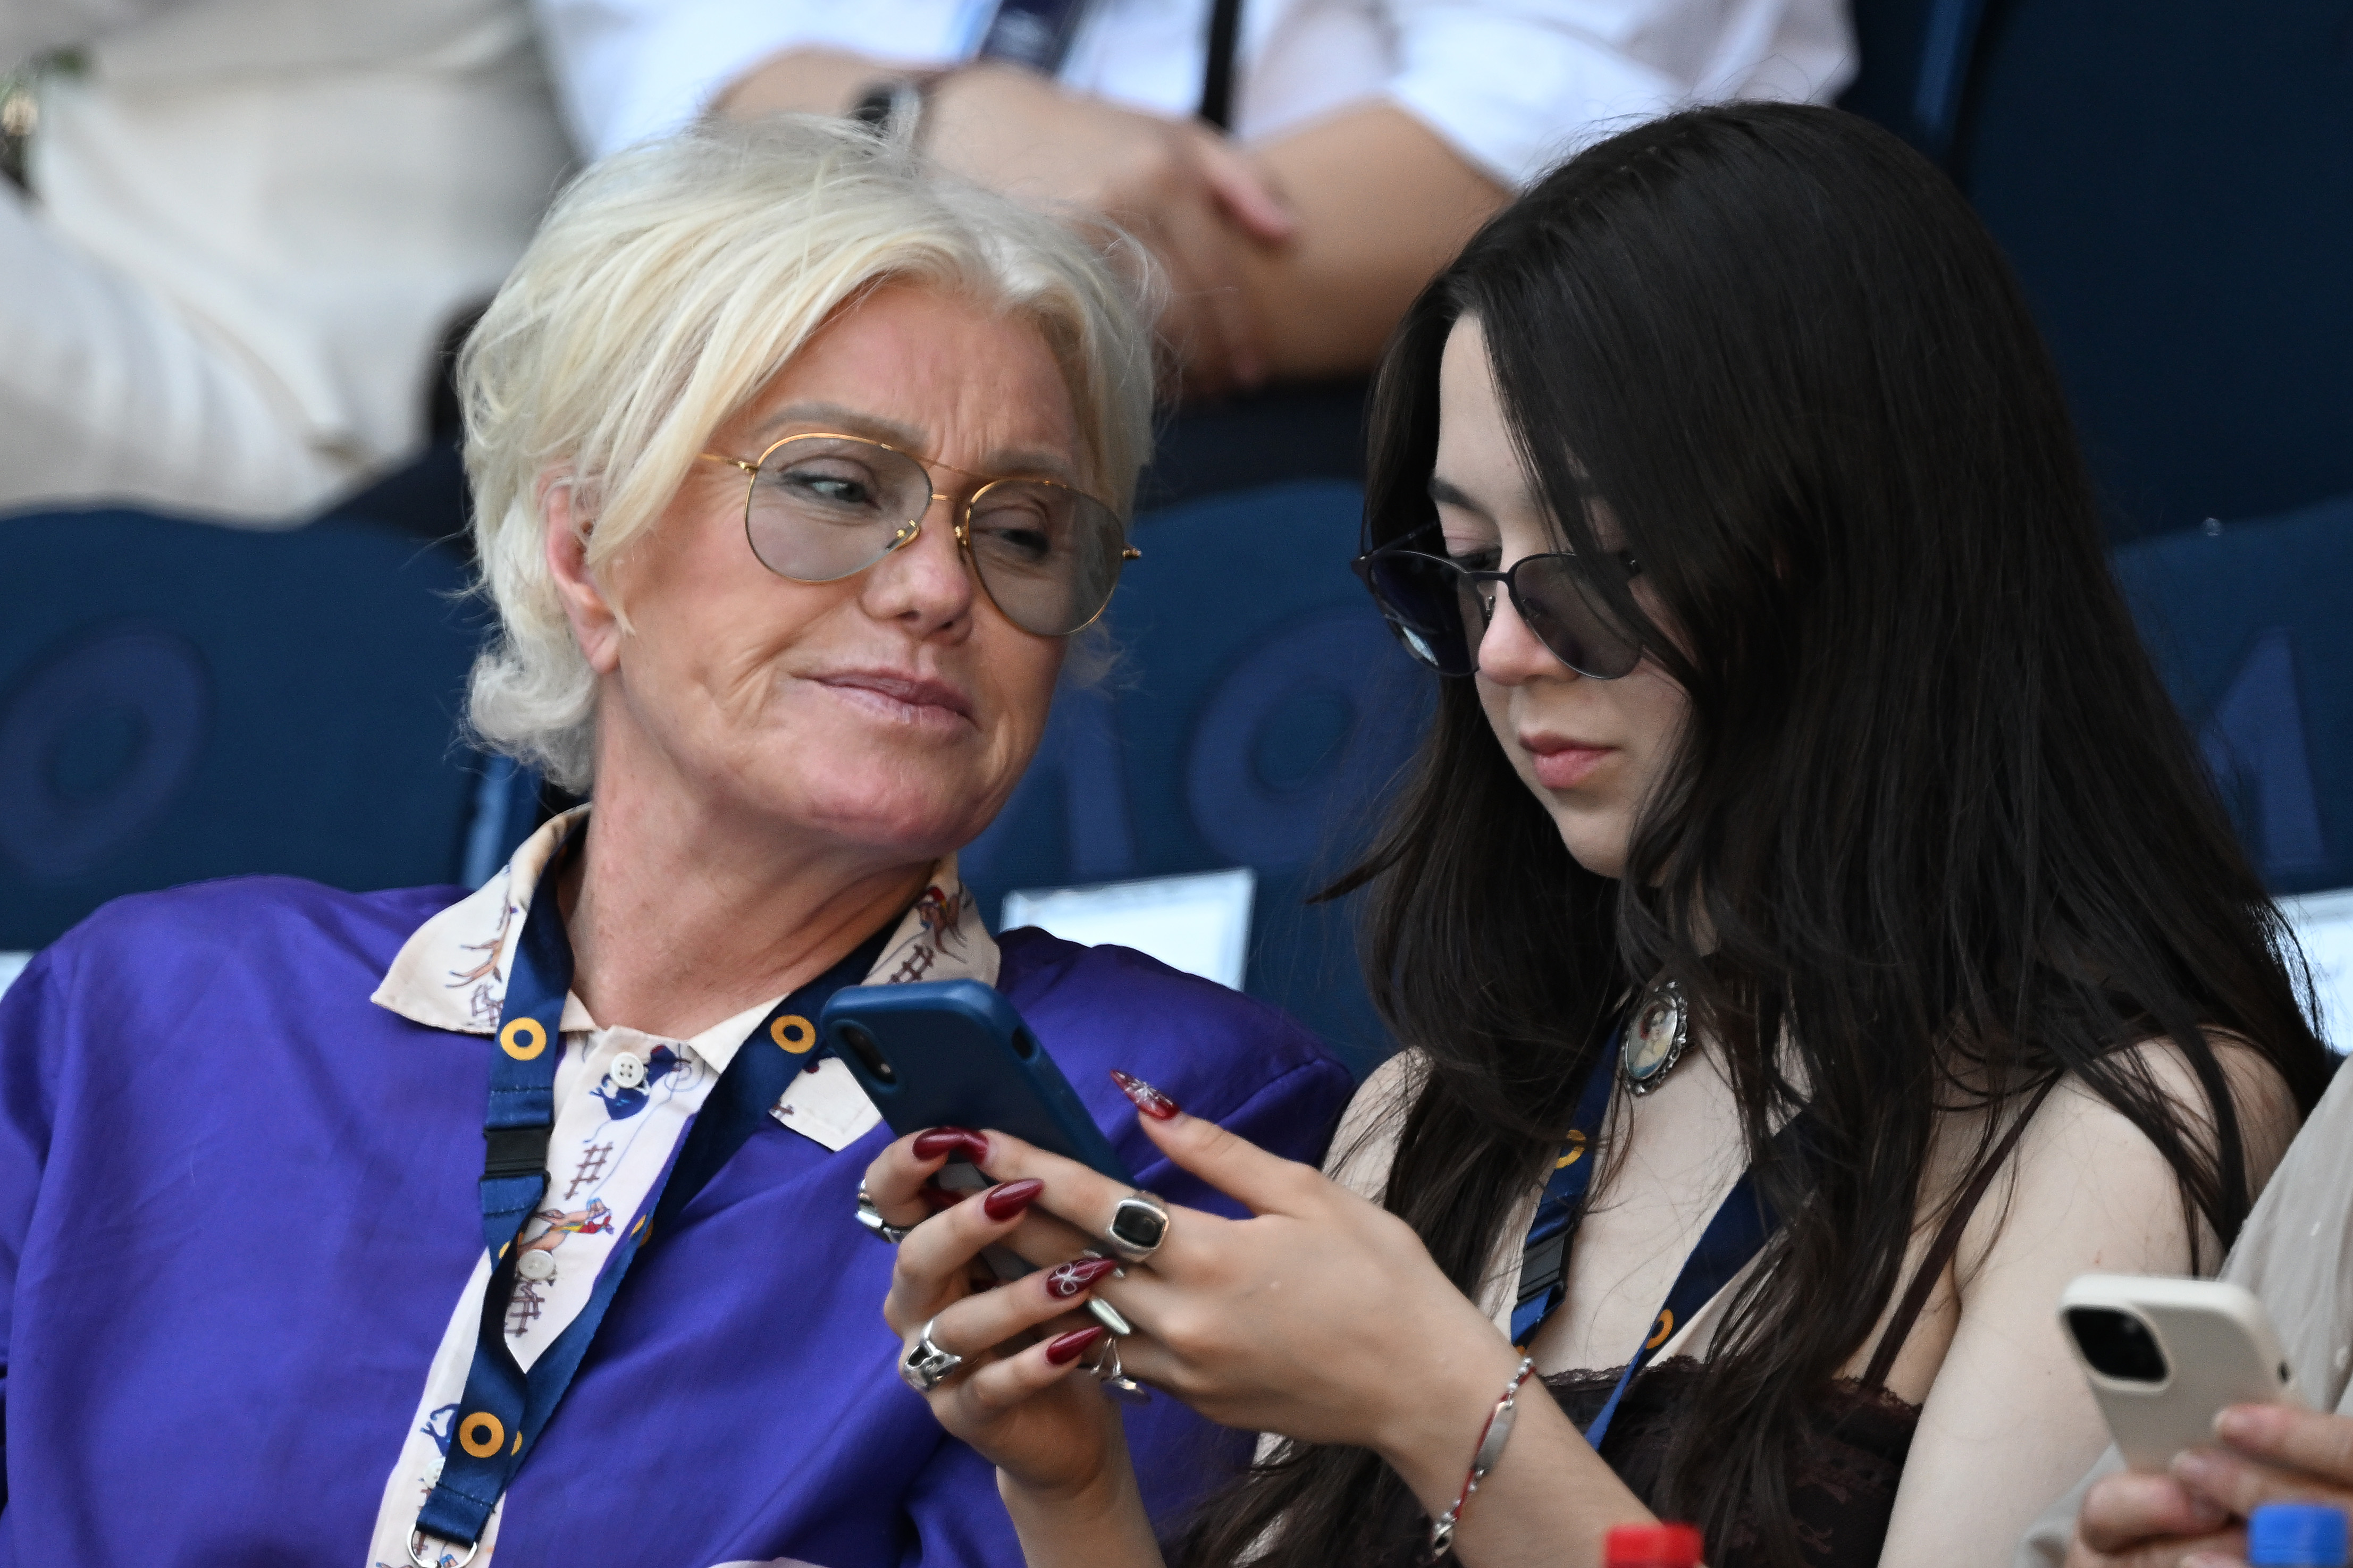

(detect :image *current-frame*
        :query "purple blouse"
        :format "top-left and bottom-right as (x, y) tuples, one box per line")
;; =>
(0, 876), (1354, 1566)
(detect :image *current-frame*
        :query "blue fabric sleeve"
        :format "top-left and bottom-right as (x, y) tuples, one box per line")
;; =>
(0, 947), (67, 1502)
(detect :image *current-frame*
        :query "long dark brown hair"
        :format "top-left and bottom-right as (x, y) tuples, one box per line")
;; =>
(1174, 103), (2332, 1567)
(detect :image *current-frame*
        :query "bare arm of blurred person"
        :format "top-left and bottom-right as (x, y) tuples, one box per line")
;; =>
(716, 49), (1501, 397)
(531, 1), (1851, 398)
(717, 48), (1288, 398)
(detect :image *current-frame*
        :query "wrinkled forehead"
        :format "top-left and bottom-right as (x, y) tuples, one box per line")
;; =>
(742, 400), (1086, 492)
(719, 285), (1096, 494)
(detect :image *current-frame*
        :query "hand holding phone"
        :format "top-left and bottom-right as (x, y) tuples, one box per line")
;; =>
(823, 980), (1141, 1349)
(820, 979), (1136, 1184)
(2060, 1273), (2303, 1472)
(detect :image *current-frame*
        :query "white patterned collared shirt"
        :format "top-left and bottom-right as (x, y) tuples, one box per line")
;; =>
(359, 806), (998, 1567)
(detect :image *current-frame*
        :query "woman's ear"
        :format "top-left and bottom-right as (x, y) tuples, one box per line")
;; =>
(541, 471), (624, 676)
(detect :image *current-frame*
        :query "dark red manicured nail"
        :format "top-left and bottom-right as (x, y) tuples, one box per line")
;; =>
(1046, 1326), (1106, 1365)
(982, 1178), (1044, 1222)
(918, 1183), (962, 1212)
(1111, 1069), (1180, 1120)
(1045, 1257), (1121, 1300)
(914, 1127), (989, 1161)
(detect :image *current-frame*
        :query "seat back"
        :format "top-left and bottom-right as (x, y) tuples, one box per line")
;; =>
(0, 508), (498, 947)
(2115, 494), (2353, 895)
(959, 481), (1425, 1076)
(1959, 1), (2353, 541)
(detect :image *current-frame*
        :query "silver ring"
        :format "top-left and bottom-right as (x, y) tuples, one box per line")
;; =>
(858, 1182), (913, 1244)
(409, 1528), (481, 1568)
(1103, 1191), (1170, 1262)
(1087, 1333), (1152, 1404)
(900, 1317), (964, 1393)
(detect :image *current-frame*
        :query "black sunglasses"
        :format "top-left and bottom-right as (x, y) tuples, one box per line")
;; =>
(1352, 534), (1646, 679)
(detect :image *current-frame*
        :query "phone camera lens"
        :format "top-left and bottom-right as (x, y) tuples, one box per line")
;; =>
(839, 1021), (896, 1085)
(2066, 1306), (2170, 1383)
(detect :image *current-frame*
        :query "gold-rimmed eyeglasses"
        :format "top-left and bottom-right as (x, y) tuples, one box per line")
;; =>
(698, 431), (1140, 638)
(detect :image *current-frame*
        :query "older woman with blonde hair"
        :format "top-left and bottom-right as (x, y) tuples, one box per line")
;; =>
(0, 116), (1349, 1567)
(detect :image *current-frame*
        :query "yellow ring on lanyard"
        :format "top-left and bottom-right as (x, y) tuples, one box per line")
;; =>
(458, 1411), (505, 1458)
(499, 1017), (548, 1061)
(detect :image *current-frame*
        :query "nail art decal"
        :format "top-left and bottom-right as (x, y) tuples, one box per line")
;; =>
(1046, 1257), (1121, 1299)
(1111, 1069), (1181, 1120)
(1046, 1326), (1107, 1366)
(982, 1178), (1044, 1222)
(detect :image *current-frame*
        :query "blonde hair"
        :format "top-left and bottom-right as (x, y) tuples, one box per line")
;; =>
(459, 114), (1157, 790)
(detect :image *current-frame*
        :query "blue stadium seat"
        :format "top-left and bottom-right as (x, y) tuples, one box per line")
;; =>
(2114, 494), (2353, 895)
(0, 506), (534, 949)
(959, 480), (1424, 1077)
(1846, 0), (2353, 543)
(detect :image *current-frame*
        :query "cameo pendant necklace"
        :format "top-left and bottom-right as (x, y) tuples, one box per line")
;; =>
(1619, 976), (1690, 1096)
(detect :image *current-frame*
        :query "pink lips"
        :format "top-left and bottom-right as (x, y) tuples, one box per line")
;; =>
(811, 669), (974, 725)
(1522, 733), (1613, 790)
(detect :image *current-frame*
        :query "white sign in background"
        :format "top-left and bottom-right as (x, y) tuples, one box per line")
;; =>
(2278, 887), (2353, 1049)
(1001, 868), (1257, 992)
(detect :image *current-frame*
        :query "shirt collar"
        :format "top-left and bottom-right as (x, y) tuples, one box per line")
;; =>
(371, 804), (1001, 1039)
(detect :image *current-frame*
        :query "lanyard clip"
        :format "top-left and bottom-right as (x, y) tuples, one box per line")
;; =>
(482, 1124), (551, 1182)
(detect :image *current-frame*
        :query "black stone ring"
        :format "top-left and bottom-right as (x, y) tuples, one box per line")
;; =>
(1103, 1191), (1171, 1263)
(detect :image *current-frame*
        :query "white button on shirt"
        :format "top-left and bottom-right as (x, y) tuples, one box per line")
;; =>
(532, 0), (1854, 186)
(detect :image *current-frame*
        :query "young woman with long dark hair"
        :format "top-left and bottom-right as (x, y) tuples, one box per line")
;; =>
(854, 103), (2333, 1568)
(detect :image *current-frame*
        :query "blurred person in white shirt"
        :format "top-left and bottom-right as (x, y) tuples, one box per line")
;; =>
(533, 0), (1853, 401)
(1, 0), (572, 526)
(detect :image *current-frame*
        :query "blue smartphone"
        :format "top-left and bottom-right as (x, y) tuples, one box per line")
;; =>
(820, 979), (1137, 1185)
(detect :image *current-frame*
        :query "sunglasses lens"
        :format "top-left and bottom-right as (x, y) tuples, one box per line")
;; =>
(1359, 550), (1476, 675)
(963, 482), (1129, 636)
(1513, 554), (1643, 678)
(746, 436), (932, 582)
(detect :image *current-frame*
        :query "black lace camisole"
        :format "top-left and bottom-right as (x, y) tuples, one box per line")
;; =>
(1527, 1088), (2047, 1568)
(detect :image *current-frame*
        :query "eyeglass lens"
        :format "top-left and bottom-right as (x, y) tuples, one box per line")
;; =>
(1361, 549), (1641, 679)
(743, 434), (1128, 637)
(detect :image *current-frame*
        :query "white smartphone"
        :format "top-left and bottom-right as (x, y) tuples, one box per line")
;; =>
(2059, 1274), (2303, 1472)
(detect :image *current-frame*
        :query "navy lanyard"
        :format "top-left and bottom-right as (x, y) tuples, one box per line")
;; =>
(977, 0), (1243, 127)
(1510, 1027), (1799, 1449)
(415, 847), (893, 1551)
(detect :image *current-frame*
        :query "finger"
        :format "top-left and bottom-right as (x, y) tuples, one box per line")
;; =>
(2078, 1471), (2231, 1551)
(1145, 188), (1266, 389)
(928, 1255), (1123, 1361)
(1113, 1067), (1322, 1218)
(1158, 205), (1264, 394)
(993, 1205), (1112, 1271)
(1191, 131), (1296, 242)
(2215, 1404), (2353, 1482)
(972, 1125), (1223, 1253)
(944, 1325), (1109, 1416)
(863, 1126), (991, 1228)
(1140, 231), (1234, 399)
(2069, 1533), (2248, 1568)
(2174, 1443), (2353, 1520)
(885, 1177), (1046, 1333)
